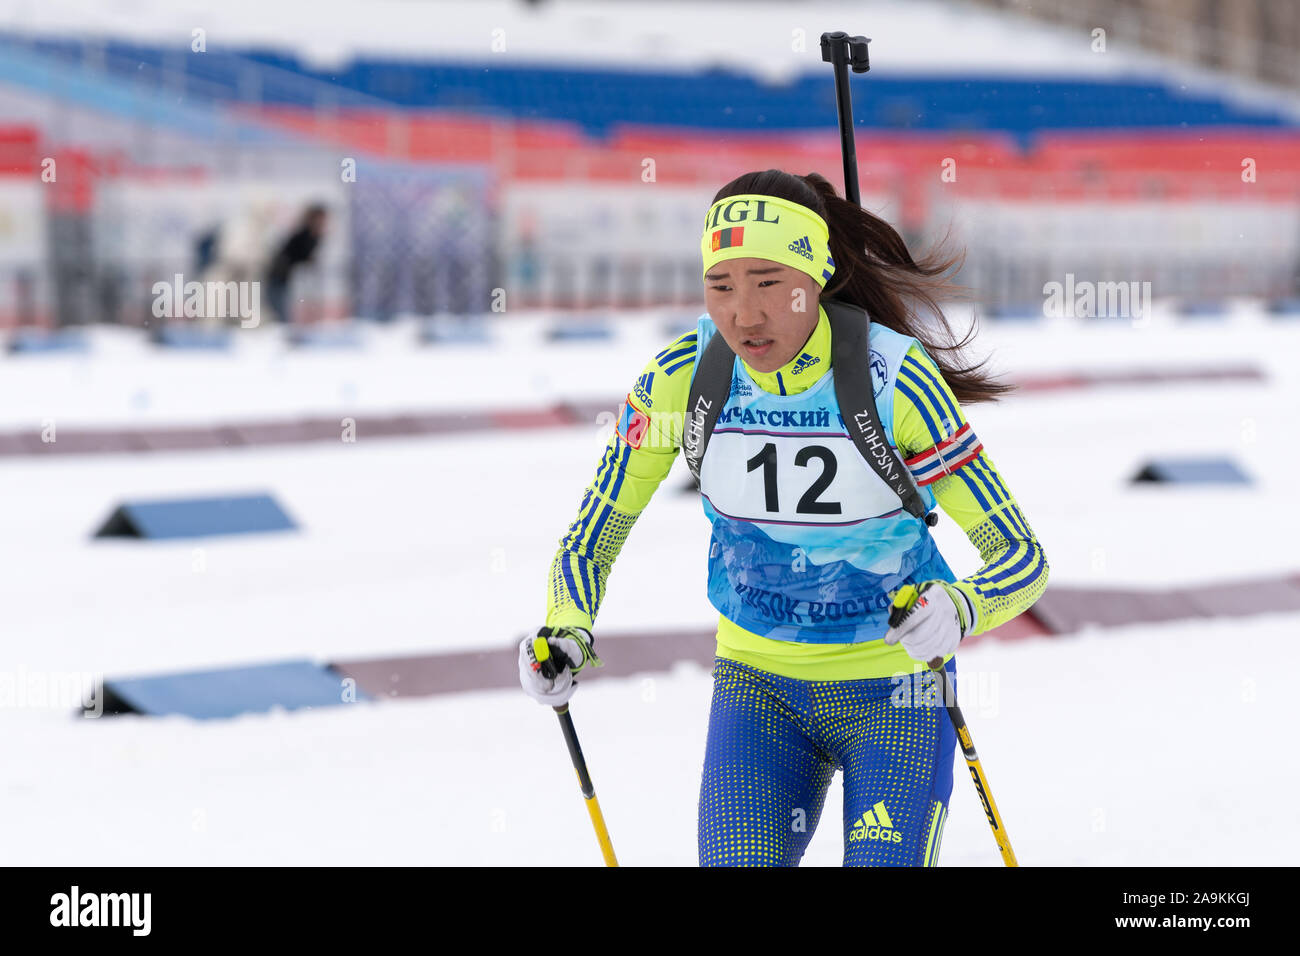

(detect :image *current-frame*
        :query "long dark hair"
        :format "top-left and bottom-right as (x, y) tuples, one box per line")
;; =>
(711, 169), (1013, 405)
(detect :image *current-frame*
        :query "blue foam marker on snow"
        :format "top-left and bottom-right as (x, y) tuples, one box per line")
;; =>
(102, 660), (360, 719)
(1177, 300), (1228, 318)
(661, 315), (699, 340)
(94, 493), (297, 540)
(7, 328), (91, 354)
(1131, 457), (1252, 485)
(149, 324), (233, 350)
(286, 323), (363, 348)
(1267, 297), (1300, 317)
(420, 318), (492, 345)
(987, 303), (1045, 321)
(545, 320), (614, 342)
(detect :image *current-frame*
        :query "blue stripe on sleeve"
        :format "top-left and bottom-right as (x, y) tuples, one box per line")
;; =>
(973, 538), (1042, 591)
(608, 442), (632, 501)
(955, 465), (992, 510)
(595, 442), (617, 491)
(658, 345), (697, 369)
(1005, 503), (1033, 539)
(971, 540), (1024, 586)
(895, 381), (943, 445)
(663, 354), (697, 376)
(946, 458), (1016, 544)
(958, 476), (1019, 542)
(965, 455), (1007, 510)
(990, 497), (1031, 540)
(974, 547), (1047, 598)
(586, 501), (613, 557)
(577, 551), (599, 613)
(654, 334), (695, 363)
(898, 365), (956, 439)
(564, 489), (598, 549)
(903, 354), (962, 425)
(562, 553), (587, 613)
(596, 439), (620, 495)
(974, 453), (1013, 503)
(563, 489), (593, 544)
(588, 556), (602, 611)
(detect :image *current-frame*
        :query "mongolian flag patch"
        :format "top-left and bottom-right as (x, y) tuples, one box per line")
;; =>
(710, 227), (744, 252)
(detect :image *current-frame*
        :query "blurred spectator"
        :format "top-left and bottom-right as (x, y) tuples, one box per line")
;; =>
(193, 222), (220, 276)
(264, 204), (329, 324)
(429, 183), (482, 314)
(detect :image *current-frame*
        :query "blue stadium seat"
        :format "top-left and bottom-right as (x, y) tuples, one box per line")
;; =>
(5, 32), (1293, 137)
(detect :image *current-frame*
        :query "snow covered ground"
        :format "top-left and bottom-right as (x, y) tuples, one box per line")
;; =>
(3, 616), (1296, 866)
(1, 306), (1298, 865)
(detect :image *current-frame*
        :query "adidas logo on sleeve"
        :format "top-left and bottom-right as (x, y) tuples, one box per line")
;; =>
(633, 371), (655, 408)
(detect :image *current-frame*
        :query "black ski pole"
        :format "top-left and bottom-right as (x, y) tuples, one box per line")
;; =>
(888, 588), (1019, 866)
(531, 635), (619, 866)
(824, 34), (1021, 865)
(819, 31), (871, 206)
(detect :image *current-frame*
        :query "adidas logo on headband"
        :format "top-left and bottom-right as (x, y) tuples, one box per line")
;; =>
(788, 235), (815, 261)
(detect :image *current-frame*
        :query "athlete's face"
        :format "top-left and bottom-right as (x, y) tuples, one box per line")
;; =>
(704, 257), (820, 373)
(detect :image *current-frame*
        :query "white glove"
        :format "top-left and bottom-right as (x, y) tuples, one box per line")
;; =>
(517, 626), (602, 706)
(882, 580), (976, 666)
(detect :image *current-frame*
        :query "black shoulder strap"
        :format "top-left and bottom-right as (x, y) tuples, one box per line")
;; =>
(823, 298), (933, 524)
(682, 304), (934, 526)
(683, 330), (735, 489)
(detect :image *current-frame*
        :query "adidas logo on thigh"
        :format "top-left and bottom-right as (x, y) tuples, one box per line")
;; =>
(848, 800), (903, 844)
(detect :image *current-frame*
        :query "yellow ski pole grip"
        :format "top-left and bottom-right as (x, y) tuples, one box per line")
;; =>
(888, 583), (918, 627)
(532, 634), (558, 679)
(888, 583), (945, 669)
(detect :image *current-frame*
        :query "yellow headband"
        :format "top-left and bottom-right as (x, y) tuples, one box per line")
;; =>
(701, 193), (836, 288)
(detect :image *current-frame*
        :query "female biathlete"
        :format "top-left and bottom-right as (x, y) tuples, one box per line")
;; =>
(519, 168), (1049, 867)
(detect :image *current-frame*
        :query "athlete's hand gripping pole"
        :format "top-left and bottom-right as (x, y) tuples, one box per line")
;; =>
(531, 635), (619, 867)
(888, 591), (1020, 868)
(819, 31), (871, 207)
